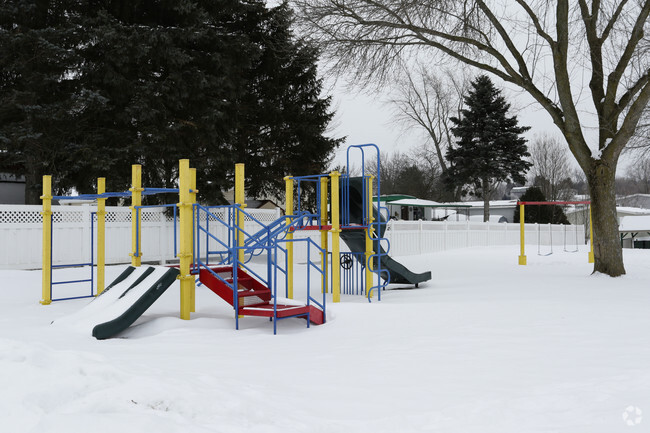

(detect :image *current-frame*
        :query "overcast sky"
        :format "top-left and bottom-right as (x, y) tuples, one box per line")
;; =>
(326, 77), (566, 174)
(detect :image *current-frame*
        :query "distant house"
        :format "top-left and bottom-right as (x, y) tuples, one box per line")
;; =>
(0, 173), (26, 204)
(223, 189), (284, 213)
(442, 200), (519, 223)
(509, 186), (530, 200)
(380, 194), (513, 222)
(619, 215), (650, 249)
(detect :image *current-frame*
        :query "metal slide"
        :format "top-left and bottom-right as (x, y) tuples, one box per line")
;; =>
(342, 177), (431, 286)
(340, 230), (431, 286)
(90, 266), (179, 339)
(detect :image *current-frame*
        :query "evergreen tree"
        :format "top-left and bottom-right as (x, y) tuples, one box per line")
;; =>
(0, 0), (340, 204)
(0, 0), (85, 202)
(228, 2), (341, 200)
(513, 186), (569, 225)
(446, 75), (532, 221)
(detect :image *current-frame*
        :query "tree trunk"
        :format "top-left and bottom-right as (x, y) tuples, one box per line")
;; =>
(24, 162), (42, 205)
(482, 178), (490, 222)
(587, 160), (625, 276)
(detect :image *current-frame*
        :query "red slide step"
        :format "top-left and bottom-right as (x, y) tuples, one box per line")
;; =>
(199, 266), (271, 306)
(199, 266), (324, 327)
(239, 304), (324, 325)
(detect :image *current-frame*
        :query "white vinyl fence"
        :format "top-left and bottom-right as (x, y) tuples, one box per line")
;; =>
(0, 204), (585, 269)
(0, 204), (281, 270)
(383, 220), (587, 256)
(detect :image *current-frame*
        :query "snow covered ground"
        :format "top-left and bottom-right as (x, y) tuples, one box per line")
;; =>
(1, 246), (649, 432)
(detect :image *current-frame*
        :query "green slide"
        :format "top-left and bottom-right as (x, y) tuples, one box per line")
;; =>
(91, 266), (179, 339)
(341, 177), (431, 286)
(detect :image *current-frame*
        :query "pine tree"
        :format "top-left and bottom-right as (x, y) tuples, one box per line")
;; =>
(0, 0), (340, 204)
(0, 0), (85, 202)
(513, 186), (569, 224)
(446, 75), (532, 221)
(227, 1), (342, 201)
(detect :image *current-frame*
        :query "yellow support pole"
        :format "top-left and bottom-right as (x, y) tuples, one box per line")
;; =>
(284, 176), (294, 299)
(190, 168), (197, 312)
(365, 176), (374, 297)
(178, 159), (194, 320)
(588, 206), (595, 263)
(518, 203), (527, 265)
(130, 164), (142, 267)
(320, 176), (329, 294)
(40, 175), (52, 305)
(97, 177), (106, 295)
(330, 171), (341, 303)
(235, 163), (246, 266)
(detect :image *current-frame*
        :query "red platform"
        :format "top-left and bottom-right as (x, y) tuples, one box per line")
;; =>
(199, 266), (324, 326)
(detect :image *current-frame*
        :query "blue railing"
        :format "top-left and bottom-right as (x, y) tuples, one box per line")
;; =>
(50, 212), (95, 302)
(134, 203), (178, 260)
(343, 143), (391, 302)
(340, 251), (365, 295)
(194, 203), (327, 333)
(271, 236), (326, 334)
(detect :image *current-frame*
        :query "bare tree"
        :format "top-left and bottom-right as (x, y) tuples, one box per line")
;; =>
(528, 134), (574, 201)
(388, 66), (469, 174)
(387, 65), (469, 200)
(365, 150), (439, 199)
(293, 0), (650, 276)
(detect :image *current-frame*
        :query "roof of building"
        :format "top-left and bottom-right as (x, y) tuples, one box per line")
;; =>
(378, 194), (417, 202)
(387, 198), (442, 207)
(619, 215), (650, 233)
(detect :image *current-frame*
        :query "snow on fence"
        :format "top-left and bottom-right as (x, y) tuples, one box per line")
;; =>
(0, 204), (585, 269)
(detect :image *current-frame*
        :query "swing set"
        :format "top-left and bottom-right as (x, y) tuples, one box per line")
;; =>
(517, 200), (595, 265)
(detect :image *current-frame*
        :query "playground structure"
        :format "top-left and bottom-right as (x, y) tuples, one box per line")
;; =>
(517, 200), (594, 265)
(41, 144), (431, 336)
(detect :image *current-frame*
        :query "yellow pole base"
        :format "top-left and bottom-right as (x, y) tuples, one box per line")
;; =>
(40, 299), (52, 305)
(588, 252), (594, 263)
(518, 255), (527, 265)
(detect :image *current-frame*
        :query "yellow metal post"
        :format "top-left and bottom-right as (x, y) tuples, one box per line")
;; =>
(190, 168), (197, 312)
(284, 176), (294, 299)
(518, 203), (527, 265)
(97, 177), (106, 295)
(588, 206), (595, 263)
(365, 176), (374, 297)
(40, 175), (52, 305)
(178, 159), (194, 320)
(130, 165), (142, 267)
(330, 171), (341, 303)
(235, 163), (246, 266)
(319, 176), (329, 293)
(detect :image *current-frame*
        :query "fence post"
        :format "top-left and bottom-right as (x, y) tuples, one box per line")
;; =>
(443, 221), (448, 252)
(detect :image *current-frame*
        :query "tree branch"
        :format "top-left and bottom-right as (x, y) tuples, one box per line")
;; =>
(604, 1), (650, 110)
(601, 0), (629, 42)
